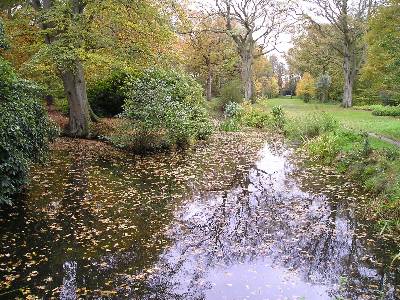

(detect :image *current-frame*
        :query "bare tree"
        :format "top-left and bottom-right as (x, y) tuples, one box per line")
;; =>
(304, 0), (377, 107)
(269, 54), (286, 95)
(211, 0), (292, 101)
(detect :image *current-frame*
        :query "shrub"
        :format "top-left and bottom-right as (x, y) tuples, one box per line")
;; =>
(87, 71), (137, 117)
(271, 105), (285, 130)
(231, 101), (271, 128)
(121, 68), (213, 152)
(341, 140), (400, 202)
(220, 118), (242, 132)
(224, 101), (243, 118)
(0, 59), (58, 204)
(0, 20), (8, 50)
(353, 90), (381, 106)
(242, 110), (270, 128)
(305, 132), (342, 163)
(220, 102), (270, 131)
(220, 79), (243, 107)
(305, 129), (358, 164)
(54, 97), (69, 115)
(353, 104), (384, 111)
(372, 105), (400, 116)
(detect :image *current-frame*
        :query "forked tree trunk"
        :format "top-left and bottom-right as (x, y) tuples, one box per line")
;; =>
(206, 67), (212, 101)
(61, 62), (90, 137)
(240, 48), (254, 102)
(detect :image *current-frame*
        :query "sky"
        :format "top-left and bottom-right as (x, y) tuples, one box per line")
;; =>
(187, 0), (298, 61)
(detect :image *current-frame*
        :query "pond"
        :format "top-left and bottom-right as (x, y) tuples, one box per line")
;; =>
(1, 133), (399, 299)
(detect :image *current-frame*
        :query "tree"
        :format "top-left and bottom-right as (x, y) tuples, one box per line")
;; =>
(316, 73), (332, 102)
(212, 0), (291, 101)
(25, 0), (92, 137)
(256, 76), (279, 98)
(2, 0), (176, 137)
(304, 0), (377, 107)
(287, 24), (338, 77)
(359, 0), (400, 105)
(252, 54), (279, 98)
(182, 15), (238, 100)
(296, 72), (316, 102)
(269, 55), (286, 95)
(287, 24), (343, 101)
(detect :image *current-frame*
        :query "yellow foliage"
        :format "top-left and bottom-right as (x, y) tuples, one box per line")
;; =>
(296, 72), (316, 101)
(256, 76), (279, 98)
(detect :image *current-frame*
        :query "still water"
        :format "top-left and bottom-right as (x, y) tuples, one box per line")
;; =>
(0, 133), (399, 299)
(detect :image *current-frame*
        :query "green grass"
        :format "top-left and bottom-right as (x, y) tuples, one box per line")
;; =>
(259, 97), (400, 142)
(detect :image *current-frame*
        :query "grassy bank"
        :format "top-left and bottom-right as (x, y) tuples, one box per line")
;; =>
(209, 97), (400, 232)
(259, 97), (400, 142)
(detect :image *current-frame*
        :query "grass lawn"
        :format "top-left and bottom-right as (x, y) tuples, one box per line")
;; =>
(260, 97), (400, 142)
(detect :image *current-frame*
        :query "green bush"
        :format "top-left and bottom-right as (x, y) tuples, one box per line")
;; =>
(271, 105), (285, 130)
(220, 102), (270, 131)
(305, 132), (342, 163)
(305, 129), (359, 164)
(341, 140), (400, 202)
(121, 68), (213, 152)
(241, 109), (270, 128)
(353, 104), (384, 111)
(224, 101), (243, 118)
(353, 92), (381, 106)
(88, 71), (137, 117)
(302, 126), (400, 224)
(220, 118), (242, 132)
(372, 105), (400, 116)
(220, 79), (243, 107)
(0, 20), (9, 50)
(0, 59), (58, 204)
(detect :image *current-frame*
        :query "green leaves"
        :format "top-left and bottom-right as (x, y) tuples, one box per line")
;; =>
(0, 18), (9, 50)
(0, 57), (58, 204)
(120, 68), (213, 152)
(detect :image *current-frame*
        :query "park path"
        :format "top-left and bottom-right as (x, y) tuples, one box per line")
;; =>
(368, 132), (400, 148)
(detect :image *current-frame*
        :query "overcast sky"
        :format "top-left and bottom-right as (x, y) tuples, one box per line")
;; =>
(187, 0), (299, 62)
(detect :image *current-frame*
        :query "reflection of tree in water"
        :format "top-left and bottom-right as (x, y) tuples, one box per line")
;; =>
(133, 146), (399, 300)
(2, 138), (399, 299)
(55, 154), (179, 298)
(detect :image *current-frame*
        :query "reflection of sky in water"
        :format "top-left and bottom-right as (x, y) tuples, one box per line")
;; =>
(205, 258), (329, 300)
(250, 143), (304, 198)
(142, 143), (398, 300)
(4, 136), (397, 299)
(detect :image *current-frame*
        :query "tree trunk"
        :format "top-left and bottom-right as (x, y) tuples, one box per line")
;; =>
(321, 90), (327, 103)
(342, 52), (354, 108)
(60, 62), (90, 137)
(206, 67), (212, 101)
(240, 49), (254, 102)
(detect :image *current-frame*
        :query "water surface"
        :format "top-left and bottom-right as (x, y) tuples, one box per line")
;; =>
(0, 133), (399, 299)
